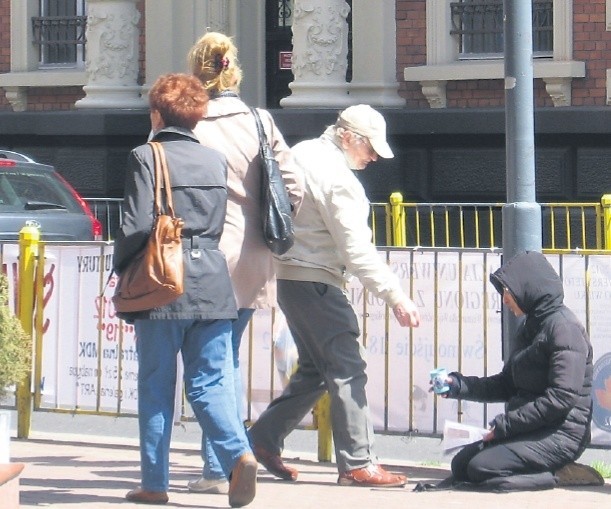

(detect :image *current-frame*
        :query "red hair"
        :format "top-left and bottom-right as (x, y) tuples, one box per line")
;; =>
(148, 73), (208, 130)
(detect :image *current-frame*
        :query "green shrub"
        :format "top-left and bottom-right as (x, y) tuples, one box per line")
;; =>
(0, 273), (32, 397)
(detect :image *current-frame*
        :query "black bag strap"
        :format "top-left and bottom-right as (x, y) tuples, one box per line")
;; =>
(250, 107), (269, 151)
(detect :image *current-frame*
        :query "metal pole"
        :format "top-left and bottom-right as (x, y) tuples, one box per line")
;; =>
(502, 0), (542, 358)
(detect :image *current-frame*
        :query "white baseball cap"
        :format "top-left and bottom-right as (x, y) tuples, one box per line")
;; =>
(336, 104), (394, 159)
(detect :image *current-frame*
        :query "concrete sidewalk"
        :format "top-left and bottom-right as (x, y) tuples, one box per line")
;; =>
(10, 435), (611, 509)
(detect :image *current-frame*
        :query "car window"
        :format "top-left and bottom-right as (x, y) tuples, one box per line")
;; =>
(0, 170), (79, 211)
(0, 175), (20, 205)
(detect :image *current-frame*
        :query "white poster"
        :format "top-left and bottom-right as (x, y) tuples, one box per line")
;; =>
(585, 255), (611, 446)
(40, 244), (139, 414)
(10, 244), (606, 450)
(345, 252), (388, 430)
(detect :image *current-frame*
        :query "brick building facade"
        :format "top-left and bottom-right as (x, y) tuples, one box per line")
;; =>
(0, 0), (610, 205)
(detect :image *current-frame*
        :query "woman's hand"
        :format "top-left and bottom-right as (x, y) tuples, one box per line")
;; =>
(428, 375), (456, 398)
(482, 427), (495, 442)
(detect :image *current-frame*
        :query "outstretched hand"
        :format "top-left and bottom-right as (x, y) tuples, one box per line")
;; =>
(428, 376), (453, 397)
(392, 298), (420, 327)
(482, 427), (496, 442)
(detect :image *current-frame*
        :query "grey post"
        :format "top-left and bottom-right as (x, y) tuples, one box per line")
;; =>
(502, 0), (542, 358)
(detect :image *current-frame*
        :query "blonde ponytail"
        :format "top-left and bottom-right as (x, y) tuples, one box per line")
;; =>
(188, 32), (243, 93)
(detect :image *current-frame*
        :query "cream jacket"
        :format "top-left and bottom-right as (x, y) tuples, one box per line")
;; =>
(276, 133), (407, 307)
(193, 95), (304, 308)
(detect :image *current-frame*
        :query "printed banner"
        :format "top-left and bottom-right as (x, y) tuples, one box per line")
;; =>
(39, 244), (138, 414)
(2, 242), (605, 446)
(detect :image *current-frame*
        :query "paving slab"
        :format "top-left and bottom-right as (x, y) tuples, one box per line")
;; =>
(10, 437), (611, 509)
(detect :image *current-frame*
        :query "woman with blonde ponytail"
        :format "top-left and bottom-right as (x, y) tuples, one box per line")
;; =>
(186, 32), (304, 494)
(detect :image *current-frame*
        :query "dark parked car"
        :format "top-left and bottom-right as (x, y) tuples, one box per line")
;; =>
(0, 150), (102, 241)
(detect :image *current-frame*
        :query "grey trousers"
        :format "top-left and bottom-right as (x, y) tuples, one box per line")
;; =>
(248, 279), (376, 473)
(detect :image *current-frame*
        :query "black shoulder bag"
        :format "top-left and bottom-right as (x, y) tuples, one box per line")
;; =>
(250, 107), (294, 255)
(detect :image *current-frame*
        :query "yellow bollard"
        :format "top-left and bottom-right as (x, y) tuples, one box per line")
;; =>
(313, 392), (333, 462)
(601, 194), (611, 250)
(390, 192), (406, 247)
(16, 222), (40, 439)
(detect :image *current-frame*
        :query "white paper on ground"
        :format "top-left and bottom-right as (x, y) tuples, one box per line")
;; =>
(442, 420), (489, 454)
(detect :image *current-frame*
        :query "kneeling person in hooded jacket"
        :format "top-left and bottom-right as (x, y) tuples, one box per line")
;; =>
(442, 251), (594, 491)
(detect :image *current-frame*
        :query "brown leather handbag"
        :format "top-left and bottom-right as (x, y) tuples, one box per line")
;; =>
(112, 141), (184, 313)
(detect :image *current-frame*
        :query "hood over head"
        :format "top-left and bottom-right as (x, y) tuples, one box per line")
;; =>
(489, 251), (564, 319)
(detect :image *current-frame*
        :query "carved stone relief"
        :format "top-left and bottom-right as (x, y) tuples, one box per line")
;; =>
(291, 0), (350, 82)
(85, 1), (140, 85)
(75, 0), (145, 109)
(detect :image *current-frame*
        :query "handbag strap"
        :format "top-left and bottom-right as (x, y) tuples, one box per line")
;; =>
(250, 107), (268, 151)
(147, 141), (176, 218)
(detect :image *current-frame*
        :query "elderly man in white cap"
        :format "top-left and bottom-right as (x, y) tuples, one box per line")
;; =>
(248, 105), (420, 487)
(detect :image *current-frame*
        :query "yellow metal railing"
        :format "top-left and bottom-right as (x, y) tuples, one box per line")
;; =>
(371, 197), (608, 250)
(601, 194), (611, 250)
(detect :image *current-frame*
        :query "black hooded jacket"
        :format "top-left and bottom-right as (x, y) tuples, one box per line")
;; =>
(450, 251), (593, 451)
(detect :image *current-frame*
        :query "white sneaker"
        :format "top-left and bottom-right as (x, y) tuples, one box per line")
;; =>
(187, 476), (229, 494)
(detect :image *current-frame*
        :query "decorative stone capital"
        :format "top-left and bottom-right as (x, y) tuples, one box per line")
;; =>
(542, 77), (572, 107)
(76, 0), (146, 109)
(420, 81), (447, 109)
(282, 0), (351, 108)
(3, 87), (27, 112)
(290, 0), (350, 82)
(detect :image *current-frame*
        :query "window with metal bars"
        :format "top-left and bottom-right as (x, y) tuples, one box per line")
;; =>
(450, 0), (553, 59)
(32, 0), (87, 68)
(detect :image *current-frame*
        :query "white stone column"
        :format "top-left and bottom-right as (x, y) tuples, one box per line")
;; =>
(142, 0), (232, 96)
(280, 0), (353, 108)
(348, 0), (404, 106)
(75, 0), (146, 109)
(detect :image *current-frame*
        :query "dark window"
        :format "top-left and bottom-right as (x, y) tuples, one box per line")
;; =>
(265, 1), (294, 107)
(450, 0), (553, 59)
(32, 0), (87, 68)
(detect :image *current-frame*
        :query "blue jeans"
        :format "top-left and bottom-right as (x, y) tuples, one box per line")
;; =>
(201, 308), (255, 480)
(135, 318), (251, 491)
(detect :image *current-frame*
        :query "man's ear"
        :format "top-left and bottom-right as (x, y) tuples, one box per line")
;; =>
(339, 128), (353, 149)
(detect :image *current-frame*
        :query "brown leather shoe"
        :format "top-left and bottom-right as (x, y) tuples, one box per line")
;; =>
(554, 462), (605, 486)
(228, 453), (257, 508)
(338, 464), (407, 487)
(252, 444), (298, 481)
(125, 488), (169, 505)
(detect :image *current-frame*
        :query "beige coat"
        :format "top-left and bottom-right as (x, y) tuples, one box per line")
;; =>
(193, 95), (303, 309)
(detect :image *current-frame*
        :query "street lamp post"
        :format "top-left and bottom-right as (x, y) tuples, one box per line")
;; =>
(502, 0), (542, 358)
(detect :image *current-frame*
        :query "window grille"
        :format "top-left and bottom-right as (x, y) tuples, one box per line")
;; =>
(450, 0), (553, 59)
(277, 0), (293, 28)
(32, 0), (87, 68)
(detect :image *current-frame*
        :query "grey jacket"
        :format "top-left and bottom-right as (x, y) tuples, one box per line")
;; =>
(113, 127), (237, 322)
(275, 132), (408, 307)
(449, 251), (592, 454)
